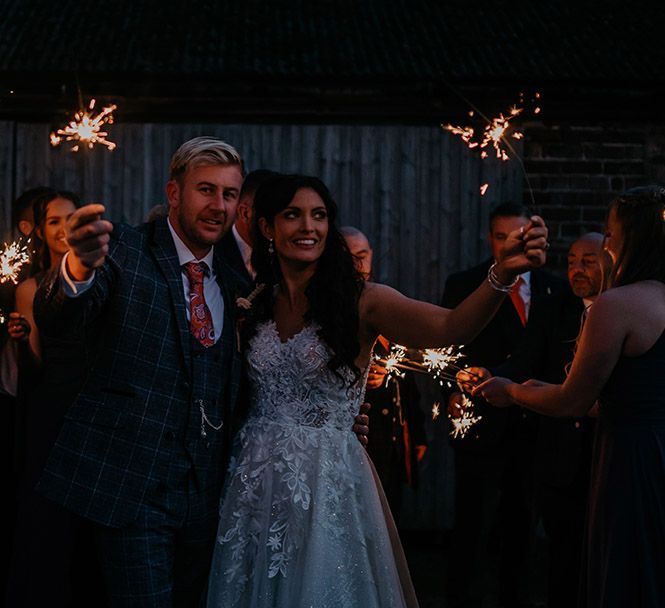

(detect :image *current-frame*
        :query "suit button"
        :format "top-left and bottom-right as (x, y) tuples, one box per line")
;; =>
(164, 431), (175, 441)
(381, 408), (389, 416)
(574, 421), (581, 429)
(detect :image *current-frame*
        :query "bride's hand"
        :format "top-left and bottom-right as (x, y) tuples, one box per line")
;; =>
(495, 215), (549, 280)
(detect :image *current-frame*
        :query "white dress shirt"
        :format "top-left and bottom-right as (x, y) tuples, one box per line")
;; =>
(517, 271), (532, 319)
(61, 218), (225, 343)
(232, 223), (255, 279)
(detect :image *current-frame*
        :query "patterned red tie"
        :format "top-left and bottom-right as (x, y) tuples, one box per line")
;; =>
(183, 261), (215, 347)
(509, 276), (527, 327)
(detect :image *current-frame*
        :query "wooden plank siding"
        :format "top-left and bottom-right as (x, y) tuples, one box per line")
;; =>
(0, 121), (523, 302)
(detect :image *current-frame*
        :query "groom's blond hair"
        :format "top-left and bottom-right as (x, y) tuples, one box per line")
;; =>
(169, 136), (244, 182)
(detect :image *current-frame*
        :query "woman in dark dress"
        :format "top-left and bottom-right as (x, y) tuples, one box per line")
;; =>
(5, 190), (102, 608)
(472, 186), (665, 607)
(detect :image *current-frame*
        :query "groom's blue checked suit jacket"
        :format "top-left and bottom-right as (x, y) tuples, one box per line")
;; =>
(33, 217), (250, 528)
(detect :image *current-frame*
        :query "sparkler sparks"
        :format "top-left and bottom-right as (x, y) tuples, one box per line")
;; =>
(50, 98), (117, 152)
(383, 344), (408, 382)
(444, 104), (524, 162)
(375, 344), (467, 387)
(448, 394), (482, 439)
(421, 346), (466, 385)
(432, 402), (441, 421)
(0, 240), (31, 284)
(480, 183), (489, 196)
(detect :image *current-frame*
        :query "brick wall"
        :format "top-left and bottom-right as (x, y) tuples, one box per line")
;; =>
(522, 123), (665, 271)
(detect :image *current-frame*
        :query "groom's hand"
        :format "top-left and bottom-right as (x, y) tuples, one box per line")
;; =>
(65, 204), (113, 281)
(353, 402), (370, 447)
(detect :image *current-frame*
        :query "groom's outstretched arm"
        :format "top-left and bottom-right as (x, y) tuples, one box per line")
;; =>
(34, 204), (119, 336)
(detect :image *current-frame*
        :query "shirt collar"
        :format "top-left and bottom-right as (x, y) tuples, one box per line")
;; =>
(167, 217), (215, 270)
(232, 223), (253, 265)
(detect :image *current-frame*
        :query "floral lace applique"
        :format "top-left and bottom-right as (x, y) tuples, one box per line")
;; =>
(216, 322), (369, 591)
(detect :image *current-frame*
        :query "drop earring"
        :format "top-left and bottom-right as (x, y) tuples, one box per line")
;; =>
(268, 239), (274, 255)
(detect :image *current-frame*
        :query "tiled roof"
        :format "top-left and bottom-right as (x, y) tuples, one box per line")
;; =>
(1, 0), (663, 83)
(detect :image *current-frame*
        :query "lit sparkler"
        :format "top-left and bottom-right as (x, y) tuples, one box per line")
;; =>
(421, 346), (466, 385)
(382, 344), (408, 382)
(443, 104), (525, 162)
(0, 239), (31, 284)
(376, 344), (468, 387)
(480, 183), (489, 196)
(50, 98), (118, 152)
(373, 342), (484, 437)
(448, 394), (482, 439)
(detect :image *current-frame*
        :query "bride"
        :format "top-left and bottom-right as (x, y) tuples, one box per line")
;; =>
(207, 174), (548, 607)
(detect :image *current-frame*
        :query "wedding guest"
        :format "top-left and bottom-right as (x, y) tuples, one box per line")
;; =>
(474, 187), (665, 608)
(0, 186), (53, 594)
(4, 189), (103, 608)
(342, 225), (427, 521)
(441, 202), (565, 608)
(468, 232), (606, 608)
(219, 168), (278, 282)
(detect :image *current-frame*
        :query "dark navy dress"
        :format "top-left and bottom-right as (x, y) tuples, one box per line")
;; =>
(582, 327), (665, 607)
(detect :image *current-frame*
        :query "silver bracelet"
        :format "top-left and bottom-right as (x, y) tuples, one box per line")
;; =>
(487, 262), (519, 293)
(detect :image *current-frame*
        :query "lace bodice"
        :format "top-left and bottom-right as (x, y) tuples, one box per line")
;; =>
(245, 321), (367, 430)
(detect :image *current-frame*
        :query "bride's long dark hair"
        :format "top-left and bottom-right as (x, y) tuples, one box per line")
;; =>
(247, 174), (364, 382)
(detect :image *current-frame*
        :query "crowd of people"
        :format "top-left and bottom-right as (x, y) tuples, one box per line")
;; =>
(0, 135), (662, 608)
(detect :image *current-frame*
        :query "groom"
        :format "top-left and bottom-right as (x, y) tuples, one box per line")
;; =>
(33, 137), (254, 607)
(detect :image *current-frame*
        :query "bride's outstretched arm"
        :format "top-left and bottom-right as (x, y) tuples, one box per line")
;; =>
(360, 216), (548, 348)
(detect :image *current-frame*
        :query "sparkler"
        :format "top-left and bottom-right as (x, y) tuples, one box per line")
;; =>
(377, 344), (467, 387)
(50, 98), (117, 152)
(443, 104), (525, 162)
(374, 343), (484, 437)
(448, 394), (483, 439)
(441, 92), (542, 207)
(0, 239), (31, 284)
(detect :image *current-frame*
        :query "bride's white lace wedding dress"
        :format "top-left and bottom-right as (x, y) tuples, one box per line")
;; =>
(207, 321), (418, 607)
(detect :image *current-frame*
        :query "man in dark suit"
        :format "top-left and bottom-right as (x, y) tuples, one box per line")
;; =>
(472, 232), (605, 608)
(342, 226), (427, 521)
(442, 202), (565, 608)
(34, 137), (250, 607)
(218, 169), (277, 282)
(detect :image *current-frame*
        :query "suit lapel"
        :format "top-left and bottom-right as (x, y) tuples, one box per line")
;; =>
(150, 218), (192, 375)
(213, 249), (243, 410)
(220, 232), (252, 285)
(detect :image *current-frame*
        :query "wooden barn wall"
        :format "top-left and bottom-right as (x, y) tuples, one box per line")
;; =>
(0, 121), (522, 303)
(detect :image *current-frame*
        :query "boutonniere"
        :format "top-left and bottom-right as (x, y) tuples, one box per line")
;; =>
(235, 283), (266, 352)
(236, 283), (265, 311)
